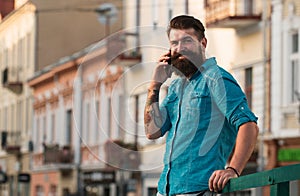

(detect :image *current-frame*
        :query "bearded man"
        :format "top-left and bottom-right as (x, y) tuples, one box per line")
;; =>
(144, 15), (258, 196)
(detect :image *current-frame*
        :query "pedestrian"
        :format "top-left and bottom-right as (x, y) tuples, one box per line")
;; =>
(144, 15), (258, 196)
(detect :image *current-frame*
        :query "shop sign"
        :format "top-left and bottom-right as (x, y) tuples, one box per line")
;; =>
(0, 171), (7, 183)
(18, 173), (31, 183)
(83, 171), (115, 184)
(278, 148), (300, 162)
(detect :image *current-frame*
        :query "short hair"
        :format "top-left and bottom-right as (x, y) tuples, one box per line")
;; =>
(167, 15), (206, 41)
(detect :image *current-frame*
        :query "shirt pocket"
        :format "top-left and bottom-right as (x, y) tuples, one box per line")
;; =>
(182, 92), (210, 130)
(187, 91), (209, 115)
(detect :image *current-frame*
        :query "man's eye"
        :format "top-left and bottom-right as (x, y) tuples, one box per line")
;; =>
(183, 39), (193, 43)
(171, 42), (178, 46)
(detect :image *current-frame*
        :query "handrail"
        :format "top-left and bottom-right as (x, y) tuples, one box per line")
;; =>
(222, 163), (300, 195)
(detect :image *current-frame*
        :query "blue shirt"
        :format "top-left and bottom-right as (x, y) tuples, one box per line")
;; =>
(157, 57), (258, 195)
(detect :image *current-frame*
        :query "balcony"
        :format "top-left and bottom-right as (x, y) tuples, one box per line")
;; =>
(205, 0), (262, 29)
(43, 144), (74, 164)
(1, 131), (21, 154)
(32, 144), (74, 172)
(118, 50), (142, 67)
(2, 67), (23, 94)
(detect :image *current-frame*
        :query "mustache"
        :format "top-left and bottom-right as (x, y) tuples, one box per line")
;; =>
(170, 51), (196, 62)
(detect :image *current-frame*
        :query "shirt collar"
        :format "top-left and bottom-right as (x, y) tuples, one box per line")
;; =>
(188, 57), (216, 81)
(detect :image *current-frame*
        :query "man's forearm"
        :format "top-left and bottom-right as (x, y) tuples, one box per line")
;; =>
(228, 122), (259, 175)
(144, 87), (163, 139)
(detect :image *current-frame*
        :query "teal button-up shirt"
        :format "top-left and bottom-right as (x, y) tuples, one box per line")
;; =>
(157, 57), (258, 195)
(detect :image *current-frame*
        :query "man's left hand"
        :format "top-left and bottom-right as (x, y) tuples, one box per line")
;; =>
(208, 169), (238, 193)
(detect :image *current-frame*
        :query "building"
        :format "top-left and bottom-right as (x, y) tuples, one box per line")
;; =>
(27, 39), (132, 195)
(205, 0), (271, 195)
(0, 0), (123, 195)
(0, 1), (36, 195)
(265, 0), (300, 195)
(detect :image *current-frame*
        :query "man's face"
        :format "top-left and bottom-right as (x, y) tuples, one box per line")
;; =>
(169, 28), (206, 77)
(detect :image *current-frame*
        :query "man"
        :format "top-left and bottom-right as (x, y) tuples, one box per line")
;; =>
(144, 15), (258, 196)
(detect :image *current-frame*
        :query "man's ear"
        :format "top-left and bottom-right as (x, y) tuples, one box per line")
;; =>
(201, 37), (207, 48)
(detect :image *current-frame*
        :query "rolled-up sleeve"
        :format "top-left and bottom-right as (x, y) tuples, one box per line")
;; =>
(207, 71), (258, 132)
(229, 101), (258, 131)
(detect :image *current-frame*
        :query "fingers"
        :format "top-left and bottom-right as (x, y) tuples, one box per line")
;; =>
(150, 51), (172, 85)
(208, 169), (237, 193)
(158, 51), (171, 63)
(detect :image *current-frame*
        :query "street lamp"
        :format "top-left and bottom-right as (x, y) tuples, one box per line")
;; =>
(95, 3), (118, 36)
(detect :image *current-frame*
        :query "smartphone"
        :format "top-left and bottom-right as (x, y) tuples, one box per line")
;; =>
(166, 49), (173, 77)
(167, 49), (172, 65)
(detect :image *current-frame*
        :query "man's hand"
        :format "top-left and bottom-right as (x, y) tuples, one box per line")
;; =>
(150, 51), (172, 88)
(208, 168), (239, 193)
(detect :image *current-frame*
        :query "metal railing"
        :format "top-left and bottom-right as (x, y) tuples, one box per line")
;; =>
(222, 163), (300, 196)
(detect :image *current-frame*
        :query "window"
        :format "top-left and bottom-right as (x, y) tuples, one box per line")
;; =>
(11, 104), (15, 131)
(50, 113), (55, 143)
(35, 185), (44, 196)
(245, 67), (253, 108)
(85, 102), (90, 142)
(95, 100), (100, 142)
(291, 60), (299, 102)
(147, 187), (157, 196)
(17, 101), (22, 132)
(290, 31), (300, 103)
(244, 0), (254, 15)
(292, 33), (299, 53)
(108, 97), (112, 138)
(49, 185), (57, 196)
(43, 115), (46, 142)
(66, 109), (72, 145)
(36, 118), (40, 151)
(25, 97), (32, 135)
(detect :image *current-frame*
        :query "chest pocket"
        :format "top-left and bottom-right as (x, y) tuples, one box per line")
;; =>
(187, 91), (210, 115)
(177, 91), (210, 132)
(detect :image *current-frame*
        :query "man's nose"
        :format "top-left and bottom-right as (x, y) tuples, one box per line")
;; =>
(174, 42), (186, 54)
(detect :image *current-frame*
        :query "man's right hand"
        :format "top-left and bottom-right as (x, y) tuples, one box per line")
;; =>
(150, 51), (172, 88)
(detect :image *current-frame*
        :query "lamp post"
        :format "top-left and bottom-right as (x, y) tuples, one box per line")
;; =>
(95, 3), (118, 37)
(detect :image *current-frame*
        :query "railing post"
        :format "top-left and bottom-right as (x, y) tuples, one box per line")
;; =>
(270, 181), (289, 196)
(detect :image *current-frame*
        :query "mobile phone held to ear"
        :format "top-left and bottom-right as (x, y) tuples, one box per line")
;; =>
(165, 49), (173, 77)
(167, 49), (172, 65)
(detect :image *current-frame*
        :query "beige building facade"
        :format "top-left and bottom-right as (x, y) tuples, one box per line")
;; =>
(0, 1), (35, 195)
(0, 0), (124, 195)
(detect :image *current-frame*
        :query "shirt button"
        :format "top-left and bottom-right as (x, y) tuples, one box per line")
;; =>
(241, 106), (244, 110)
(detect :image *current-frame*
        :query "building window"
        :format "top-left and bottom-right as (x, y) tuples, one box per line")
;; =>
(245, 67), (253, 108)
(35, 185), (44, 196)
(292, 32), (299, 53)
(290, 31), (299, 103)
(49, 184), (57, 196)
(66, 109), (72, 145)
(108, 97), (112, 138)
(291, 60), (299, 102)
(43, 115), (46, 142)
(36, 118), (40, 151)
(86, 102), (90, 142)
(50, 113), (55, 143)
(147, 187), (157, 196)
(95, 100), (100, 143)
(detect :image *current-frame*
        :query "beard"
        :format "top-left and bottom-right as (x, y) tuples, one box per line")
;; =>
(170, 49), (203, 78)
